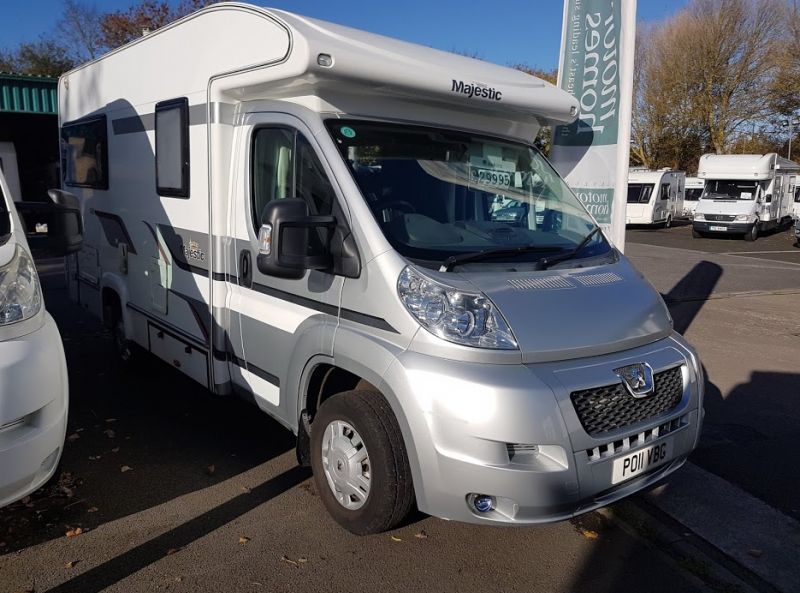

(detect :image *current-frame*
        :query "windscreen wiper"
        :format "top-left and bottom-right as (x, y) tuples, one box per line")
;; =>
(440, 244), (562, 272)
(538, 226), (603, 270)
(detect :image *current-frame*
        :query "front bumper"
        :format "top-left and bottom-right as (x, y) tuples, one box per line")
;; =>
(380, 334), (703, 525)
(693, 220), (753, 234)
(0, 313), (69, 508)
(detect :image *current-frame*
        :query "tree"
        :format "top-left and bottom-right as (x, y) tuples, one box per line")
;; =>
(0, 39), (75, 77)
(99, 0), (219, 50)
(512, 64), (559, 153)
(56, 0), (103, 62)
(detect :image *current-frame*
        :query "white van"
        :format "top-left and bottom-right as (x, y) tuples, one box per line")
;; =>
(683, 177), (704, 218)
(626, 169), (685, 227)
(0, 169), (82, 508)
(60, 4), (704, 534)
(694, 153), (799, 241)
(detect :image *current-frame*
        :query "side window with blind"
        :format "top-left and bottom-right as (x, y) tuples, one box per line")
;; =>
(155, 98), (190, 197)
(251, 128), (335, 232)
(62, 115), (109, 189)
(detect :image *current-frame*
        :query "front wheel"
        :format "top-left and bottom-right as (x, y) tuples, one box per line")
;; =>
(310, 390), (414, 535)
(664, 214), (673, 228)
(744, 222), (759, 242)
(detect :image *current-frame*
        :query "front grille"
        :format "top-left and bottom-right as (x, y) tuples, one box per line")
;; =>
(571, 366), (684, 437)
(705, 214), (736, 222)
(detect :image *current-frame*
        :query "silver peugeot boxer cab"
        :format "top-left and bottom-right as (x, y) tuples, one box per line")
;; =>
(0, 170), (82, 508)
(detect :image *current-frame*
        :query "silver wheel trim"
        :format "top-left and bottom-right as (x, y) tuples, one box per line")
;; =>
(321, 420), (371, 510)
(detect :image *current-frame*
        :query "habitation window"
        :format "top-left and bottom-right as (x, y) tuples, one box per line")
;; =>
(155, 98), (190, 197)
(251, 127), (334, 232)
(660, 183), (670, 200)
(62, 115), (109, 189)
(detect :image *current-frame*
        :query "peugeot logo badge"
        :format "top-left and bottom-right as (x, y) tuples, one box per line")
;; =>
(614, 363), (655, 398)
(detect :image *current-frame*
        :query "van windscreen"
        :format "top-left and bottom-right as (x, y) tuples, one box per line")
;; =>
(326, 120), (610, 269)
(685, 188), (703, 201)
(627, 183), (653, 203)
(703, 180), (758, 200)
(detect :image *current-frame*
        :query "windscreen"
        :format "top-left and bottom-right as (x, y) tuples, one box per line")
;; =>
(627, 183), (654, 204)
(685, 188), (704, 201)
(327, 120), (609, 268)
(703, 180), (758, 200)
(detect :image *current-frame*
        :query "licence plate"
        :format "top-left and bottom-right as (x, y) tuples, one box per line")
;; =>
(709, 225), (727, 231)
(611, 441), (672, 485)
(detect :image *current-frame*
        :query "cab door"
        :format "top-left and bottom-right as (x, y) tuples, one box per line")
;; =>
(226, 113), (343, 424)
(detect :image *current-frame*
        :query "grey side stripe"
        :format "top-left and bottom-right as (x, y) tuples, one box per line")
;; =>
(112, 103), (208, 135)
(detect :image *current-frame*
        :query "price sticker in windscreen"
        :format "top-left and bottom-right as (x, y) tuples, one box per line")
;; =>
(470, 167), (513, 188)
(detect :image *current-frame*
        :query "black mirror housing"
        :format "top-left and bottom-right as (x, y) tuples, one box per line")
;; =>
(256, 198), (335, 279)
(16, 190), (83, 259)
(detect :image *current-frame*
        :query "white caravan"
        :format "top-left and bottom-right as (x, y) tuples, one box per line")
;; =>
(0, 167), (82, 508)
(694, 153), (799, 241)
(626, 169), (685, 227)
(60, 4), (704, 534)
(683, 177), (704, 218)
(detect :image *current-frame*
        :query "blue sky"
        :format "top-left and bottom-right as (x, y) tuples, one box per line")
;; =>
(2, 1), (689, 69)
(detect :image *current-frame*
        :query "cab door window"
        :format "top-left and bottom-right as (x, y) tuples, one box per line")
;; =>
(251, 128), (335, 232)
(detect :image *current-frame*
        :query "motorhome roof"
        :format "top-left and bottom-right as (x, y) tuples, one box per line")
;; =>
(697, 153), (800, 180)
(685, 176), (704, 188)
(628, 170), (679, 183)
(60, 3), (578, 130)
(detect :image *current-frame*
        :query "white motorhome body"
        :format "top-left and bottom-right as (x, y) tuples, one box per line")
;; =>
(0, 143), (22, 205)
(694, 153), (799, 241)
(625, 170), (685, 226)
(61, 4), (703, 533)
(683, 176), (704, 218)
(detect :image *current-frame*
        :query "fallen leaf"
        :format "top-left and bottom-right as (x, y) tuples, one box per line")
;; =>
(166, 547), (181, 556)
(748, 548), (763, 558)
(120, 465), (132, 473)
(414, 530), (428, 539)
(581, 529), (599, 540)
(205, 464), (216, 476)
(103, 429), (116, 439)
(240, 486), (251, 493)
(111, 447), (120, 453)
(21, 496), (30, 505)
(65, 560), (79, 569)
(280, 555), (298, 567)
(105, 418), (117, 423)
(65, 527), (83, 538)
(88, 455), (101, 461)
(238, 536), (250, 545)
(175, 576), (183, 582)
(390, 535), (402, 542)
(67, 433), (80, 442)
(297, 557), (308, 564)
(87, 507), (98, 513)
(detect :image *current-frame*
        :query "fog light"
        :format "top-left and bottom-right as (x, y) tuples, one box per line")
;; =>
(472, 494), (495, 513)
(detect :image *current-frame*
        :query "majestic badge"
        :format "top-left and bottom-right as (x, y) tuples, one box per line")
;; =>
(613, 363), (655, 398)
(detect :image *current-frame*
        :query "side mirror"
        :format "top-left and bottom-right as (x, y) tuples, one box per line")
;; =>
(16, 189), (83, 259)
(256, 198), (335, 279)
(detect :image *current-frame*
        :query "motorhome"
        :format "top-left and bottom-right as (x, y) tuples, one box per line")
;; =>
(683, 176), (704, 218)
(694, 153), (799, 241)
(0, 166), (81, 508)
(626, 169), (685, 227)
(60, 3), (704, 534)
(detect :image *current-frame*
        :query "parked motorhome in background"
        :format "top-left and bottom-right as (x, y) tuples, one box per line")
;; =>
(626, 169), (685, 227)
(683, 176), (704, 218)
(694, 153), (798, 241)
(59, 3), (704, 534)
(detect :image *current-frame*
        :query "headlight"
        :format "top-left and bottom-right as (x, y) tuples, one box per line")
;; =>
(694, 213), (705, 221)
(734, 214), (755, 222)
(398, 266), (517, 350)
(0, 245), (42, 325)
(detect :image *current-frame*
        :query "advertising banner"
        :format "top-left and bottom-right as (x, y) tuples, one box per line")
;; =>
(551, 0), (636, 251)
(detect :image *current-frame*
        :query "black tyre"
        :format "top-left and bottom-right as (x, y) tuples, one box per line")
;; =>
(310, 390), (414, 535)
(664, 214), (673, 228)
(107, 305), (138, 367)
(692, 228), (703, 238)
(744, 222), (758, 242)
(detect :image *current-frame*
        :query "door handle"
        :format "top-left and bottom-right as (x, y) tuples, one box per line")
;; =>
(240, 250), (253, 288)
